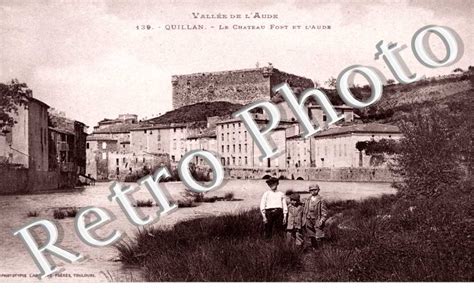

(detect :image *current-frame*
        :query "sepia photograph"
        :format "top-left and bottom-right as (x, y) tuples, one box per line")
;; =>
(0, 1), (472, 299)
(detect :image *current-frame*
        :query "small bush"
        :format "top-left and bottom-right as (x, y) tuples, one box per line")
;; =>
(27, 210), (39, 217)
(53, 207), (78, 219)
(223, 192), (234, 201)
(183, 189), (204, 203)
(134, 199), (153, 207)
(53, 209), (65, 219)
(65, 207), (78, 218)
(175, 198), (198, 208)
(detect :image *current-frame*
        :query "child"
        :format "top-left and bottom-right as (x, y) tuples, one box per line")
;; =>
(286, 193), (304, 247)
(303, 184), (328, 249)
(260, 177), (288, 239)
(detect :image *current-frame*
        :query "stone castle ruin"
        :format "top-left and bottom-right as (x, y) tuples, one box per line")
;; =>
(171, 65), (314, 109)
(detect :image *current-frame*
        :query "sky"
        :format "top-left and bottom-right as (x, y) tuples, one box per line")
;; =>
(0, 0), (472, 128)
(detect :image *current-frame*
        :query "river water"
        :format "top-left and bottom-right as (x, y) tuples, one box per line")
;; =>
(0, 179), (396, 282)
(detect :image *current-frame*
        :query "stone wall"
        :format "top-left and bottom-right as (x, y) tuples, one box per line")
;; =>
(171, 67), (313, 109)
(0, 167), (76, 194)
(220, 166), (399, 183)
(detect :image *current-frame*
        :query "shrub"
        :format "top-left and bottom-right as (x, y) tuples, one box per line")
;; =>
(391, 108), (469, 198)
(134, 199), (153, 207)
(183, 189), (204, 203)
(53, 207), (78, 219)
(27, 210), (39, 217)
(223, 192), (234, 201)
(175, 198), (198, 208)
(53, 209), (65, 219)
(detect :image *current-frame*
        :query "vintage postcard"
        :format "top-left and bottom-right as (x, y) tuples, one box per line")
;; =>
(0, 0), (472, 288)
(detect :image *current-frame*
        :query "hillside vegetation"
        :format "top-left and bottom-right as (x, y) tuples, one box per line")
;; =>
(144, 101), (244, 125)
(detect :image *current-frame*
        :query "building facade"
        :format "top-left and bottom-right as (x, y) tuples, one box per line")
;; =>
(311, 123), (402, 168)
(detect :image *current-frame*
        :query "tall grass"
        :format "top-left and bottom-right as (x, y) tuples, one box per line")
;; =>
(115, 209), (302, 281)
(116, 188), (472, 281)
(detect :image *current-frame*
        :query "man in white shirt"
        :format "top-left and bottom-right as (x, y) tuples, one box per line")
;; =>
(260, 177), (288, 239)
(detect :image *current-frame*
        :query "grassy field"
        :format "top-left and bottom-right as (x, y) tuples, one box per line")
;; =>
(115, 185), (473, 281)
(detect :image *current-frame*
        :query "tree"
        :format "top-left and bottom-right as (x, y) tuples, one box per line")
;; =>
(391, 109), (467, 198)
(386, 79), (395, 85)
(324, 77), (337, 89)
(355, 141), (368, 167)
(0, 79), (30, 129)
(452, 67), (463, 73)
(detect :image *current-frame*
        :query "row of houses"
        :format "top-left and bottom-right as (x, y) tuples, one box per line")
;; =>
(0, 90), (88, 193)
(86, 106), (401, 181)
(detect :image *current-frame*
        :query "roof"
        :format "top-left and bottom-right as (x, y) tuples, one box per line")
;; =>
(93, 123), (138, 134)
(131, 122), (188, 131)
(86, 135), (119, 142)
(49, 127), (75, 136)
(314, 123), (401, 138)
(29, 97), (50, 109)
(216, 117), (294, 126)
(187, 128), (217, 139)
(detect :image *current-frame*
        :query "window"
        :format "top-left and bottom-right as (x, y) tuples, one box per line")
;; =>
(344, 144), (347, 156)
(102, 152), (106, 160)
(238, 157), (242, 165)
(227, 132), (230, 141)
(339, 144), (342, 157)
(221, 133), (224, 141)
(116, 158), (119, 165)
(227, 157), (230, 165)
(232, 157), (235, 165)
(171, 155), (175, 162)
(102, 142), (107, 149)
(233, 144), (235, 153)
(245, 156), (248, 165)
(86, 143), (90, 149)
(244, 131), (247, 141)
(173, 128), (176, 133)
(334, 145), (337, 157)
(123, 158), (126, 163)
(245, 144), (248, 153)
(144, 130), (146, 134)
(227, 145), (230, 152)
(150, 131), (153, 135)
(323, 115), (327, 122)
(221, 145), (224, 153)
(239, 144), (241, 153)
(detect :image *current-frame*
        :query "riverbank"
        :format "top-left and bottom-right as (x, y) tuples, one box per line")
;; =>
(0, 180), (395, 282)
(116, 186), (473, 281)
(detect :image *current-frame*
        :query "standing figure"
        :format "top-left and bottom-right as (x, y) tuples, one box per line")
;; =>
(260, 177), (288, 239)
(303, 184), (328, 248)
(286, 193), (305, 247)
